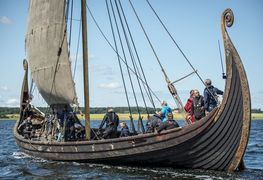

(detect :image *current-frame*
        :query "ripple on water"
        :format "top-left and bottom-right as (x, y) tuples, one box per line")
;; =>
(12, 152), (32, 159)
(12, 151), (48, 163)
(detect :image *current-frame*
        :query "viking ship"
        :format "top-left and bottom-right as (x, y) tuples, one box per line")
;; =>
(14, 0), (251, 171)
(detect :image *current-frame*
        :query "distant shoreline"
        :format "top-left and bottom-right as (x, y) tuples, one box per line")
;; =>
(1, 113), (263, 120)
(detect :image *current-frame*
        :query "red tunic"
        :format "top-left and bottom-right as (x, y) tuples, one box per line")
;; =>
(184, 97), (195, 123)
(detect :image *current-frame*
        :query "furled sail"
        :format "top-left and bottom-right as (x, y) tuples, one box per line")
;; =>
(26, 0), (77, 105)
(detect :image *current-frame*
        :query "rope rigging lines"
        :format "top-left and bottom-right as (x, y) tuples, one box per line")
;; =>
(128, 0), (186, 113)
(86, 0), (196, 124)
(46, 0), (68, 112)
(86, 3), (161, 105)
(44, 0), (77, 113)
(86, 1), (162, 124)
(145, 0), (221, 105)
(117, 0), (155, 113)
(145, 0), (206, 87)
(73, 14), (81, 79)
(105, 0), (136, 132)
(218, 40), (226, 79)
(113, 0), (149, 132)
(108, 0), (152, 132)
(68, 0), (74, 56)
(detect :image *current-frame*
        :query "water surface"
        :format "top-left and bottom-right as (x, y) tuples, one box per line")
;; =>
(1, 120), (262, 179)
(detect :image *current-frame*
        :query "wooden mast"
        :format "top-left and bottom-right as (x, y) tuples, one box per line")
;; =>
(81, 0), (90, 140)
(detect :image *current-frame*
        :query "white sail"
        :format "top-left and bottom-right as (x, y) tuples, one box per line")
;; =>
(26, 0), (77, 105)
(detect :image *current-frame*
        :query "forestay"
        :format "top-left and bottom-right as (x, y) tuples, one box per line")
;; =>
(26, 0), (77, 105)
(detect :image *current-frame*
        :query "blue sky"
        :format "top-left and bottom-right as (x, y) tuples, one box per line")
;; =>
(0, 0), (262, 110)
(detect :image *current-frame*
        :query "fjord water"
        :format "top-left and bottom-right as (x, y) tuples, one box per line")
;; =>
(1, 120), (262, 179)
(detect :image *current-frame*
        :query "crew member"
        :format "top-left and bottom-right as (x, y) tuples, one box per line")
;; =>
(99, 107), (119, 139)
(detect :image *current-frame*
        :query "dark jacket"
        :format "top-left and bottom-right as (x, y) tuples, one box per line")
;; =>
(146, 114), (162, 133)
(191, 95), (205, 120)
(120, 126), (130, 137)
(99, 112), (119, 139)
(204, 85), (223, 112)
(157, 119), (180, 133)
(99, 112), (119, 130)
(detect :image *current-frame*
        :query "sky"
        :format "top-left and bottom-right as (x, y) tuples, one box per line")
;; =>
(0, 0), (262, 110)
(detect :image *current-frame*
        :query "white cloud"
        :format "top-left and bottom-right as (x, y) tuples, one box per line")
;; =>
(0, 86), (9, 91)
(0, 98), (20, 107)
(90, 64), (117, 80)
(0, 16), (13, 25)
(98, 82), (120, 89)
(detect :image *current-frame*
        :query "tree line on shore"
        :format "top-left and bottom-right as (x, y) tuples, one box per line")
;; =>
(0, 107), (161, 118)
(1, 106), (262, 118)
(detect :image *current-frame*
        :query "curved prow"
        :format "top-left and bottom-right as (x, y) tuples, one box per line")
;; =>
(221, 8), (251, 171)
(19, 59), (30, 123)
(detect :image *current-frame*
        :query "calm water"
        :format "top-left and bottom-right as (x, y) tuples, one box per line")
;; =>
(1, 120), (263, 179)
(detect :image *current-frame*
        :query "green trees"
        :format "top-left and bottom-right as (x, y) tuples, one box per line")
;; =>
(0, 106), (159, 116)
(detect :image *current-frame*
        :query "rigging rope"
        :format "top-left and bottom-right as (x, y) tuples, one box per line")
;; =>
(65, 0), (70, 23)
(145, 0), (220, 103)
(73, 14), (82, 79)
(105, 0), (136, 133)
(117, 0), (156, 113)
(218, 40), (226, 79)
(68, 0), (74, 52)
(129, 0), (169, 83)
(145, 0), (201, 80)
(128, 0), (186, 113)
(29, 1), (72, 114)
(114, 0), (145, 132)
(86, 4), (161, 104)
(109, 0), (141, 132)
(45, 1), (68, 114)
(171, 70), (197, 85)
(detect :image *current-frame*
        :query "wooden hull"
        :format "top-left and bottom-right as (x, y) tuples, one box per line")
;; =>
(14, 9), (251, 171)
(12, 61), (248, 170)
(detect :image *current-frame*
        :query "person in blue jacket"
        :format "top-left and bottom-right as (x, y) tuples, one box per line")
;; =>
(160, 100), (172, 122)
(203, 79), (223, 112)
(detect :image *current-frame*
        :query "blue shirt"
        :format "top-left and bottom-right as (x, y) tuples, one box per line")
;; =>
(161, 105), (172, 122)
